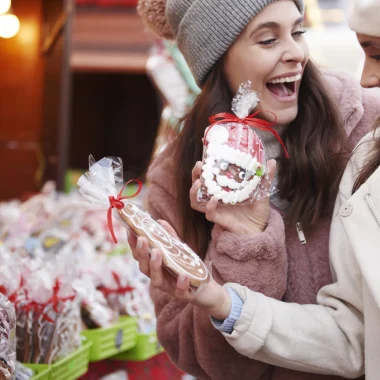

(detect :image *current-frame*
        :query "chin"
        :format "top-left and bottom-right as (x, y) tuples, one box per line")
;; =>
(259, 103), (298, 126)
(275, 107), (298, 125)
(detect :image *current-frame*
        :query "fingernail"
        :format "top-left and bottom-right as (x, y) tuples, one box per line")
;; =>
(136, 237), (143, 249)
(178, 273), (186, 284)
(151, 249), (157, 261)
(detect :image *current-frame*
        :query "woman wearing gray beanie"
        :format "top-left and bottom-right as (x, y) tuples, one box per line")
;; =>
(130, 0), (380, 379)
(137, 1), (380, 379)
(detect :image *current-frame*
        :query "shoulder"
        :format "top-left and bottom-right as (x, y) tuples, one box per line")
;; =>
(146, 141), (177, 195)
(337, 130), (379, 202)
(322, 70), (380, 147)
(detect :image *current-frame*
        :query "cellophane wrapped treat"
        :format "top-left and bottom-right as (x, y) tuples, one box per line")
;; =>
(15, 265), (81, 365)
(77, 156), (211, 289)
(0, 293), (16, 380)
(73, 276), (118, 329)
(199, 81), (281, 205)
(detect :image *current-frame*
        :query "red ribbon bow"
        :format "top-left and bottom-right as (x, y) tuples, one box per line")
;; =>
(207, 111), (289, 159)
(18, 279), (76, 323)
(98, 272), (134, 297)
(0, 277), (24, 304)
(108, 180), (143, 244)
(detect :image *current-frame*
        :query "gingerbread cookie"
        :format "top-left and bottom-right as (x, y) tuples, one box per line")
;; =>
(200, 123), (265, 205)
(119, 203), (210, 288)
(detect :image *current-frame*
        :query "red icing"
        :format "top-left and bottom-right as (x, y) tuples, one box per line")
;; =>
(223, 123), (265, 164)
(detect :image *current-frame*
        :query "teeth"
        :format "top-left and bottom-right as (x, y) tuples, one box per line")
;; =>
(268, 73), (302, 84)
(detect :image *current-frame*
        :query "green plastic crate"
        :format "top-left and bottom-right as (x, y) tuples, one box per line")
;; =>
(22, 341), (91, 380)
(81, 316), (138, 362)
(112, 332), (164, 361)
(22, 363), (51, 380)
(49, 341), (92, 380)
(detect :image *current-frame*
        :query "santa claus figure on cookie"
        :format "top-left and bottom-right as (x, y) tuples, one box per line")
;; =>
(201, 123), (265, 205)
(200, 81), (268, 205)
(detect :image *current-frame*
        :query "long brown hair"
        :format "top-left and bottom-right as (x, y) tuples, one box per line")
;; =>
(173, 60), (347, 257)
(353, 117), (380, 193)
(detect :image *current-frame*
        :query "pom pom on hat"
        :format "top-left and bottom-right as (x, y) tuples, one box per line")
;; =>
(137, 0), (174, 39)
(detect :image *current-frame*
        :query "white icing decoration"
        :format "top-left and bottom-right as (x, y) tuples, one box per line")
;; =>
(206, 125), (229, 144)
(121, 207), (209, 282)
(201, 126), (265, 204)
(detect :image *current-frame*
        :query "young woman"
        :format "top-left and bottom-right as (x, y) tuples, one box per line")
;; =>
(132, 0), (380, 379)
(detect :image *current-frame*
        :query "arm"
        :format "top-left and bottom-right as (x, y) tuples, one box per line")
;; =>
(218, 159), (365, 378)
(145, 181), (288, 379)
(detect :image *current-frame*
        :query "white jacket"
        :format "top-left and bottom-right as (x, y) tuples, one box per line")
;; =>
(223, 130), (380, 379)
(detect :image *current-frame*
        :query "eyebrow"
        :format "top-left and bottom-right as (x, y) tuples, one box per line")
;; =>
(249, 16), (304, 37)
(360, 41), (380, 49)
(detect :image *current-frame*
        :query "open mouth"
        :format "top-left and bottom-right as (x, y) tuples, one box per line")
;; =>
(266, 73), (302, 98)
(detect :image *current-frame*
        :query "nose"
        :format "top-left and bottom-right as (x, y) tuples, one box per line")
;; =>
(282, 38), (306, 64)
(226, 172), (234, 179)
(360, 58), (380, 88)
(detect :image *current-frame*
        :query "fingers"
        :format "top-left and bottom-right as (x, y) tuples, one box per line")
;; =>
(259, 159), (277, 197)
(135, 237), (150, 277)
(205, 196), (220, 223)
(189, 179), (203, 211)
(175, 274), (191, 300)
(191, 161), (203, 184)
(157, 220), (178, 238)
(127, 231), (137, 249)
(267, 159), (277, 182)
(149, 249), (164, 288)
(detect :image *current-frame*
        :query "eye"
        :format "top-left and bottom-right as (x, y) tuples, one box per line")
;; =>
(239, 171), (246, 180)
(370, 55), (380, 62)
(220, 162), (228, 170)
(258, 38), (277, 46)
(292, 30), (306, 39)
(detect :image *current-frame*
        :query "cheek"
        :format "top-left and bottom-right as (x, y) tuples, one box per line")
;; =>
(361, 58), (380, 87)
(300, 39), (310, 64)
(225, 47), (277, 93)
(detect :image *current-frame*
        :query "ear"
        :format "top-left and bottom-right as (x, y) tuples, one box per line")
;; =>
(137, 0), (175, 39)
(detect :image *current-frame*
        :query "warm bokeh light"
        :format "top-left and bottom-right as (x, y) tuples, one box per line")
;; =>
(0, 13), (20, 39)
(0, 0), (11, 15)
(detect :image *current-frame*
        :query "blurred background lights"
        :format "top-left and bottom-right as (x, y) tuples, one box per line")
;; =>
(0, 0), (11, 15)
(0, 13), (20, 39)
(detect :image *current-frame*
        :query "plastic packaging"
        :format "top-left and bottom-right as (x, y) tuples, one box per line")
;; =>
(198, 81), (286, 205)
(78, 156), (211, 289)
(0, 293), (16, 380)
(15, 268), (81, 365)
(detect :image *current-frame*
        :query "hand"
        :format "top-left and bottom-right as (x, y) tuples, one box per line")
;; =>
(190, 160), (277, 235)
(128, 221), (232, 320)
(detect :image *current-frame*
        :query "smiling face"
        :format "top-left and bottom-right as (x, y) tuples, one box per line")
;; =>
(357, 33), (380, 88)
(224, 0), (309, 125)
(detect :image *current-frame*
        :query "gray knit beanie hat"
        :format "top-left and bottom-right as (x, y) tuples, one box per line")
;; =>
(165, 0), (304, 85)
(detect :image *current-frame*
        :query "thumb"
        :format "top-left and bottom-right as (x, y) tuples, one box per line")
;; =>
(257, 159), (277, 202)
(267, 159), (277, 182)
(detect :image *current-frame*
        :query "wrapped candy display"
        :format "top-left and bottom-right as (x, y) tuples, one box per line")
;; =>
(0, 293), (16, 380)
(0, 174), (178, 378)
(15, 271), (81, 365)
(78, 156), (211, 289)
(199, 81), (288, 205)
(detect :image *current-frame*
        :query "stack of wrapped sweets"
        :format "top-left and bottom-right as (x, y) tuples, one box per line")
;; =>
(0, 179), (161, 355)
(0, 293), (16, 380)
(15, 269), (81, 365)
(0, 251), (82, 366)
